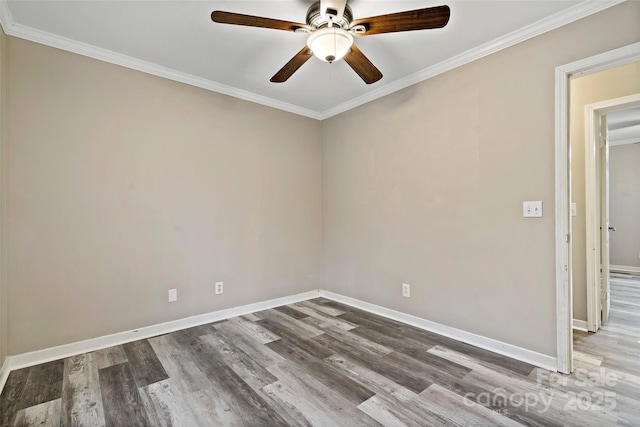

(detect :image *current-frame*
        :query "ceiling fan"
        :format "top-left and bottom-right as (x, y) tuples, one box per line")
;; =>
(211, 0), (450, 84)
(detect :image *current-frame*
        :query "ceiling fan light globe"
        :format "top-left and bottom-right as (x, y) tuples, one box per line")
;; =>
(307, 27), (353, 63)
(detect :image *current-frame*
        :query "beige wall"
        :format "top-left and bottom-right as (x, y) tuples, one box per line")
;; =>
(570, 62), (640, 322)
(0, 29), (6, 364)
(610, 143), (640, 268)
(322, 2), (640, 357)
(6, 38), (322, 354)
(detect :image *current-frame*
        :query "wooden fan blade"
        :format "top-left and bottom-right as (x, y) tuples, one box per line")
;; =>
(270, 46), (314, 83)
(343, 44), (382, 84)
(350, 5), (450, 36)
(211, 11), (309, 32)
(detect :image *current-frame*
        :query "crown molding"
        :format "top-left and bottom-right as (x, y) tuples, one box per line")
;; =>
(318, 0), (627, 119)
(0, 4), (322, 120)
(0, 0), (627, 121)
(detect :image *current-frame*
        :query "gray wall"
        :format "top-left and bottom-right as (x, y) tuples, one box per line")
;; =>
(610, 143), (640, 268)
(570, 62), (640, 322)
(6, 38), (322, 354)
(321, 2), (640, 357)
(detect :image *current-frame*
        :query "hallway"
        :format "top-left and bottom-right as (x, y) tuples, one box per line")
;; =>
(572, 273), (640, 425)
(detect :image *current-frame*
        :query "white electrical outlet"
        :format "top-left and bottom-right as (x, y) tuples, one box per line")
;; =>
(402, 283), (410, 298)
(168, 288), (177, 303)
(215, 281), (224, 295)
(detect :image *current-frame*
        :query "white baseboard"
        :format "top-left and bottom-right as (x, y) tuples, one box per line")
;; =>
(0, 356), (9, 396)
(1, 290), (320, 384)
(1, 288), (562, 395)
(610, 265), (640, 275)
(572, 319), (589, 332)
(319, 291), (558, 372)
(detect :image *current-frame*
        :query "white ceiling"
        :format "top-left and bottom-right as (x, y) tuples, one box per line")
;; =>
(0, 0), (625, 119)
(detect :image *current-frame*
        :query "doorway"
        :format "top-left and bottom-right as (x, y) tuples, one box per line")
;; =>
(584, 95), (640, 333)
(554, 42), (640, 374)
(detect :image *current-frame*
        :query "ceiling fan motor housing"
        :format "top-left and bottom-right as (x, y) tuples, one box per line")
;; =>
(306, 1), (353, 29)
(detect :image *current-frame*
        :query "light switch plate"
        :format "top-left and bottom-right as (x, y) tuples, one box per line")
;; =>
(523, 201), (543, 218)
(571, 203), (577, 217)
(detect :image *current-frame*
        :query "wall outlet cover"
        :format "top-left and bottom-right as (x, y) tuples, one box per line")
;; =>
(402, 283), (410, 298)
(215, 281), (224, 295)
(523, 201), (543, 218)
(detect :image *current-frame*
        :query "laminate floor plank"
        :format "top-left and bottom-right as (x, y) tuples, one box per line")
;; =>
(21, 360), (65, 411)
(291, 303), (358, 331)
(5, 359), (65, 427)
(258, 381), (316, 427)
(199, 332), (278, 391)
(171, 330), (290, 426)
(185, 388), (241, 426)
(418, 383), (521, 427)
(532, 365), (640, 424)
(138, 379), (208, 427)
(3, 280), (640, 426)
(267, 362), (382, 427)
(93, 346), (127, 370)
(297, 300), (346, 317)
(273, 305), (309, 320)
(311, 297), (333, 305)
(463, 370), (617, 427)
(342, 324), (471, 378)
(212, 320), (286, 368)
(149, 333), (244, 425)
(572, 349), (603, 365)
(349, 324), (438, 355)
(338, 309), (408, 334)
(148, 334), (212, 394)
(392, 323), (537, 377)
(98, 363), (152, 427)
(227, 317), (281, 344)
(325, 354), (418, 402)
(122, 340), (169, 388)
(327, 355), (516, 426)
(358, 393), (455, 427)
(258, 318), (335, 359)
(256, 309), (324, 338)
(241, 312), (263, 322)
(13, 398), (61, 427)
(0, 367), (30, 427)
(356, 395), (408, 427)
(313, 333), (433, 394)
(301, 317), (393, 356)
(433, 346), (619, 426)
(266, 338), (375, 405)
(60, 353), (105, 427)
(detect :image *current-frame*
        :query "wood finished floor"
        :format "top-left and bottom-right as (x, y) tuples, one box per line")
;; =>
(2, 284), (640, 426)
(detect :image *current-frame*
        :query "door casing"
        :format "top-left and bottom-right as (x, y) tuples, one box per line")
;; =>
(554, 42), (640, 374)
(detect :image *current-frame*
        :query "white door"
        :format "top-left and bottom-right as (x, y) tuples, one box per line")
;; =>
(600, 114), (611, 323)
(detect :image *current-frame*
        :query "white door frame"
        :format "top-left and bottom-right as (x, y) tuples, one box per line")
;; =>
(585, 94), (640, 332)
(555, 42), (640, 374)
